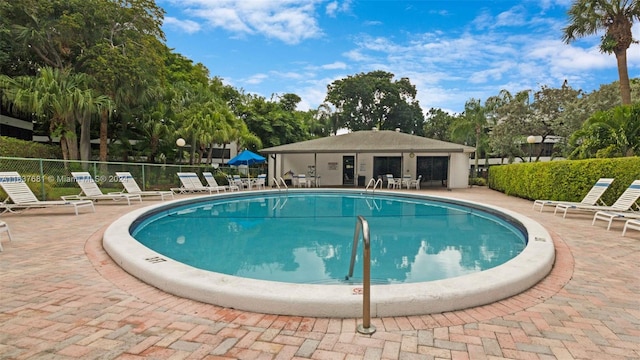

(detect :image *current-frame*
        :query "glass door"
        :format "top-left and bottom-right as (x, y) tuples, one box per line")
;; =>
(343, 156), (354, 185)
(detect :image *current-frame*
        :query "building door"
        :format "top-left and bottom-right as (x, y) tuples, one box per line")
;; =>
(373, 156), (402, 179)
(417, 156), (448, 186)
(343, 156), (354, 185)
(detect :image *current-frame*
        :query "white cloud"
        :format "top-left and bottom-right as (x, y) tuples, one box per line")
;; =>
(163, 17), (201, 34)
(244, 73), (268, 84)
(168, 0), (325, 44)
(321, 62), (347, 70)
(326, 0), (352, 17)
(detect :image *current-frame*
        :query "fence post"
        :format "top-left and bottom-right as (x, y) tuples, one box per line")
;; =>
(141, 164), (146, 191)
(39, 158), (46, 200)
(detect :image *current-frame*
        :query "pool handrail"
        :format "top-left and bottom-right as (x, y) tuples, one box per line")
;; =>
(365, 178), (383, 192)
(273, 177), (288, 191)
(348, 215), (375, 334)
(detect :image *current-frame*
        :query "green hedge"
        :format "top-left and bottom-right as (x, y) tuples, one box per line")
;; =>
(0, 136), (61, 159)
(488, 157), (640, 204)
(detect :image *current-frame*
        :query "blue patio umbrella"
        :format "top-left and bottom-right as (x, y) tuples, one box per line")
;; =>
(227, 150), (266, 166)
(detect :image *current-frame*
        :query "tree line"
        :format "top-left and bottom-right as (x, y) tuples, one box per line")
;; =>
(0, 0), (638, 166)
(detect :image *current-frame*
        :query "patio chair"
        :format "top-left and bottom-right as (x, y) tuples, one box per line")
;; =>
(622, 218), (640, 237)
(408, 175), (422, 190)
(0, 220), (12, 251)
(203, 172), (234, 192)
(554, 179), (640, 219)
(231, 175), (247, 190)
(533, 178), (614, 212)
(171, 173), (217, 194)
(115, 172), (174, 201)
(296, 174), (309, 188)
(401, 174), (412, 189)
(254, 174), (267, 190)
(386, 174), (400, 189)
(0, 171), (95, 215)
(64, 172), (142, 205)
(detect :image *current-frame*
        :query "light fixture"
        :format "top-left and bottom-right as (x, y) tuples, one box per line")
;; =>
(527, 135), (536, 162)
(176, 138), (186, 147)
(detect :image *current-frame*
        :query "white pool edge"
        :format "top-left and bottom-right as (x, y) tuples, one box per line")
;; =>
(103, 189), (555, 318)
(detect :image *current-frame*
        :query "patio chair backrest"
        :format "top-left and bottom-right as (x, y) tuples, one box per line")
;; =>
(0, 171), (39, 204)
(71, 172), (105, 197)
(203, 172), (219, 187)
(610, 180), (640, 211)
(116, 172), (143, 193)
(579, 178), (614, 205)
(177, 172), (203, 190)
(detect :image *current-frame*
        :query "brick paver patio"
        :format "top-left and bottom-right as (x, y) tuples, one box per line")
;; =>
(0, 187), (638, 359)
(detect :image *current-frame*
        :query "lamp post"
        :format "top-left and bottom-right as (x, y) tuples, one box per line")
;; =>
(527, 135), (536, 162)
(176, 138), (185, 170)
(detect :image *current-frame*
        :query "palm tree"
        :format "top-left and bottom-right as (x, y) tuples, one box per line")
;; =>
(562, 0), (640, 105)
(451, 99), (488, 177)
(0, 67), (110, 161)
(569, 103), (640, 158)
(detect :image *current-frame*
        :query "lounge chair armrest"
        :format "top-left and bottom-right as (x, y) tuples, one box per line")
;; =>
(107, 191), (124, 195)
(61, 194), (81, 201)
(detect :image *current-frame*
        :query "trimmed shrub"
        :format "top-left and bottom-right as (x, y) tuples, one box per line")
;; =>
(0, 136), (61, 159)
(488, 157), (640, 205)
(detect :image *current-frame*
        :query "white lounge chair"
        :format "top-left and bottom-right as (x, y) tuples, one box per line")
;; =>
(0, 171), (95, 215)
(554, 180), (640, 219)
(0, 220), (12, 251)
(115, 172), (174, 201)
(533, 178), (614, 212)
(622, 218), (640, 236)
(64, 172), (142, 205)
(171, 172), (216, 194)
(203, 172), (233, 192)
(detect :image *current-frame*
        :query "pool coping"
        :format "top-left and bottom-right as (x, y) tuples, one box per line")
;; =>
(103, 189), (555, 318)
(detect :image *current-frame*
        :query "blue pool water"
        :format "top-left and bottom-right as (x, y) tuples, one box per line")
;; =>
(131, 191), (527, 285)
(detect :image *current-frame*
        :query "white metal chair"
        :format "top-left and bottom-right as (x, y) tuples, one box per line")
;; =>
(65, 172), (142, 205)
(116, 172), (174, 200)
(0, 171), (95, 215)
(171, 173), (217, 194)
(203, 172), (232, 192)
(533, 178), (614, 212)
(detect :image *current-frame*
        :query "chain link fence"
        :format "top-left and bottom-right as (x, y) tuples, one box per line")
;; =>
(0, 156), (263, 201)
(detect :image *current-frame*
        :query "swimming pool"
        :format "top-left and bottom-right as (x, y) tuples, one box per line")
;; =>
(130, 193), (526, 285)
(104, 189), (555, 317)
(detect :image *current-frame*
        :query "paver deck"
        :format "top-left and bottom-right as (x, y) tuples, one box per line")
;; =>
(0, 187), (638, 359)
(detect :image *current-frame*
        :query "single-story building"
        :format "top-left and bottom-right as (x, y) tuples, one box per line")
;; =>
(260, 129), (475, 189)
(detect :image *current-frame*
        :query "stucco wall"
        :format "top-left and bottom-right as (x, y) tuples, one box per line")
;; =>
(267, 152), (471, 189)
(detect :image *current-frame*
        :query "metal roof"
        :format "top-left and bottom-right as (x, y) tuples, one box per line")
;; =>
(260, 130), (475, 154)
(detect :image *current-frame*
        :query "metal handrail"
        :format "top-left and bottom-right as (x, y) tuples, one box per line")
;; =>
(365, 178), (383, 192)
(273, 177), (288, 191)
(347, 215), (376, 334)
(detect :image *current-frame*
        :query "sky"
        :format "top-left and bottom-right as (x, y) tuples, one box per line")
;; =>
(158, 0), (640, 114)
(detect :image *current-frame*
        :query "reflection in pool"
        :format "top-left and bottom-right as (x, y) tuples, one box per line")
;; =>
(131, 192), (526, 284)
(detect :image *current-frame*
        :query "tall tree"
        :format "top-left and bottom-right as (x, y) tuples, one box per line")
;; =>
(450, 99), (488, 176)
(0, 67), (111, 161)
(423, 108), (454, 141)
(325, 71), (423, 133)
(563, 0), (640, 105)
